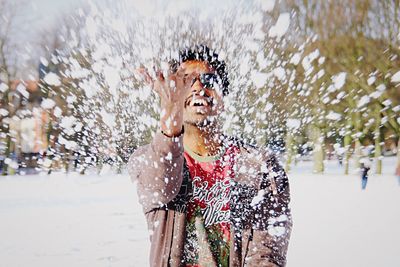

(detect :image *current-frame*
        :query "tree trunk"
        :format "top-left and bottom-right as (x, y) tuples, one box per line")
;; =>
(311, 125), (324, 173)
(374, 107), (382, 174)
(62, 146), (70, 173)
(285, 132), (294, 173)
(344, 134), (352, 175)
(354, 139), (362, 170)
(397, 138), (400, 175)
(2, 134), (11, 175)
(353, 112), (362, 170)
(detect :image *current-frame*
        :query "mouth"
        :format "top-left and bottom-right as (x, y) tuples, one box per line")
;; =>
(185, 95), (212, 108)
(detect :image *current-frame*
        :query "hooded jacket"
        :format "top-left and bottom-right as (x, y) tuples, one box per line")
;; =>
(128, 132), (292, 267)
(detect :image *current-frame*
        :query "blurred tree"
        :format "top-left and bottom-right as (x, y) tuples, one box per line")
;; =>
(0, 0), (26, 175)
(283, 0), (400, 174)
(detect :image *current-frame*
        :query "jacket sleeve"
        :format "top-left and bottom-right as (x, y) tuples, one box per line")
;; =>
(127, 132), (185, 213)
(245, 154), (292, 267)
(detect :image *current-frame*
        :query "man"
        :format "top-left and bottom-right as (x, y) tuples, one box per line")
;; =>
(360, 157), (371, 190)
(128, 45), (292, 267)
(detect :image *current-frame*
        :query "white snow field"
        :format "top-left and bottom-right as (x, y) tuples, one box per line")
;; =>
(0, 157), (399, 267)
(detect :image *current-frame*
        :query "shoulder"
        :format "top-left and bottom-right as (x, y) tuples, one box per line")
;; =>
(227, 136), (280, 168)
(128, 143), (151, 162)
(127, 144), (151, 179)
(227, 135), (283, 183)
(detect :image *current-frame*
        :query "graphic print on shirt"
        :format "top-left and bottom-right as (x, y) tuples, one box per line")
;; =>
(192, 175), (230, 226)
(183, 145), (238, 267)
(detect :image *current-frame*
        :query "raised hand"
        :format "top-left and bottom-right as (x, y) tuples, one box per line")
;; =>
(136, 64), (195, 137)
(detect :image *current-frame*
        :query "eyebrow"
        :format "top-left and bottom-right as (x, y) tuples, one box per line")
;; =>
(185, 71), (215, 75)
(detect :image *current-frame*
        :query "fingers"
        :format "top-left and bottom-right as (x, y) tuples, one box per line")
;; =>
(135, 62), (196, 101)
(172, 68), (195, 93)
(135, 67), (167, 96)
(154, 68), (165, 82)
(135, 67), (154, 85)
(184, 73), (198, 89)
(168, 59), (179, 75)
(154, 68), (169, 97)
(135, 67), (165, 84)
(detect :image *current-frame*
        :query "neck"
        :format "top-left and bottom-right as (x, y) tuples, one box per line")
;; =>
(183, 122), (222, 157)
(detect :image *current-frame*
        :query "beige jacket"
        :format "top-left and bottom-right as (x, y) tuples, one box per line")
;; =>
(128, 132), (292, 267)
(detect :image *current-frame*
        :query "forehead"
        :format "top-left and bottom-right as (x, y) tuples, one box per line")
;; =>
(180, 60), (214, 74)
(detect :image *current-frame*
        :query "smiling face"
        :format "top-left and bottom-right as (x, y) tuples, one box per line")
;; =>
(181, 60), (224, 127)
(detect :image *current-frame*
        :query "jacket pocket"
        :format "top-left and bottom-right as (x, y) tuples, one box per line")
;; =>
(244, 229), (280, 267)
(241, 228), (251, 267)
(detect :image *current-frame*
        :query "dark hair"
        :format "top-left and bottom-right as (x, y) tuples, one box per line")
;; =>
(178, 44), (229, 96)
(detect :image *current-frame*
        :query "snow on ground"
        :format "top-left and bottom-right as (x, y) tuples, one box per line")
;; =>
(0, 157), (398, 267)
(288, 156), (400, 267)
(0, 172), (150, 267)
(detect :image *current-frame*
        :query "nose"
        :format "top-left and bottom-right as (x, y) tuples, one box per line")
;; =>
(190, 77), (210, 96)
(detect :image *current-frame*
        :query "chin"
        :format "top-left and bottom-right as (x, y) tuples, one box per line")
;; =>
(184, 113), (217, 128)
(184, 117), (208, 126)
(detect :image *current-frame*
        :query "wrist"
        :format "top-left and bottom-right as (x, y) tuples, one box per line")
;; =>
(161, 126), (184, 138)
(160, 104), (184, 137)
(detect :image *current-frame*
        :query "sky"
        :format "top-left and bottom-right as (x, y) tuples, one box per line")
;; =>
(9, 0), (244, 73)
(23, 0), (85, 34)
(3, 0), (86, 78)
(8, 0), (257, 78)
(20, 0), (244, 34)
(28, 0), (84, 24)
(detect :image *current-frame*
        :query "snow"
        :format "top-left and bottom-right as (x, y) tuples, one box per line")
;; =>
(103, 66), (120, 95)
(268, 13), (291, 38)
(16, 83), (30, 99)
(53, 106), (63, 118)
(0, 82), (8, 93)
(382, 99), (392, 107)
(60, 116), (76, 129)
(250, 189), (266, 207)
(268, 225), (286, 237)
(57, 136), (78, 150)
(369, 90), (383, 99)
(257, 0), (275, 12)
(286, 118), (301, 129)
(376, 83), (386, 91)
(1, 1), (398, 265)
(0, 172), (149, 267)
(273, 66), (286, 81)
(367, 76), (376, 85)
(357, 95), (370, 108)
(290, 53), (301, 65)
(391, 70), (400, 83)
(251, 71), (268, 88)
(288, 157), (400, 267)
(359, 157), (372, 167)
(301, 49), (320, 74)
(41, 98), (56, 109)
(43, 73), (61, 86)
(0, 157), (398, 267)
(100, 110), (116, 129)
(40, 57), (49, 66)
(66, 95), (77, 104)
(332, 72), (347, 90)
(3, 158), (19, 169)
(326, 111), (341, 121)
(0, 108), (9, 116)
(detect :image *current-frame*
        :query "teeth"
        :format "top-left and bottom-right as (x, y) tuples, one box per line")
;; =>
(192, 99), (207, 106)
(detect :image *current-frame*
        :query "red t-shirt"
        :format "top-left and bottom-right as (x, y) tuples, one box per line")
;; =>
(183, 144), (238, 267)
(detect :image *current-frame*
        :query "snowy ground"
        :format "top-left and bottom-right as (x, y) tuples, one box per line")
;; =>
(0, 157), (398, 267)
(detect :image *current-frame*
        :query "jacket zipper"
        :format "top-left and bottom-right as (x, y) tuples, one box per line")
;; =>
(242, 228), (253, 267)
(167, 211), (176, 267)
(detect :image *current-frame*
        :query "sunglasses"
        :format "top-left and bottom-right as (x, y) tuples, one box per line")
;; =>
(191, 73), (220, 90)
